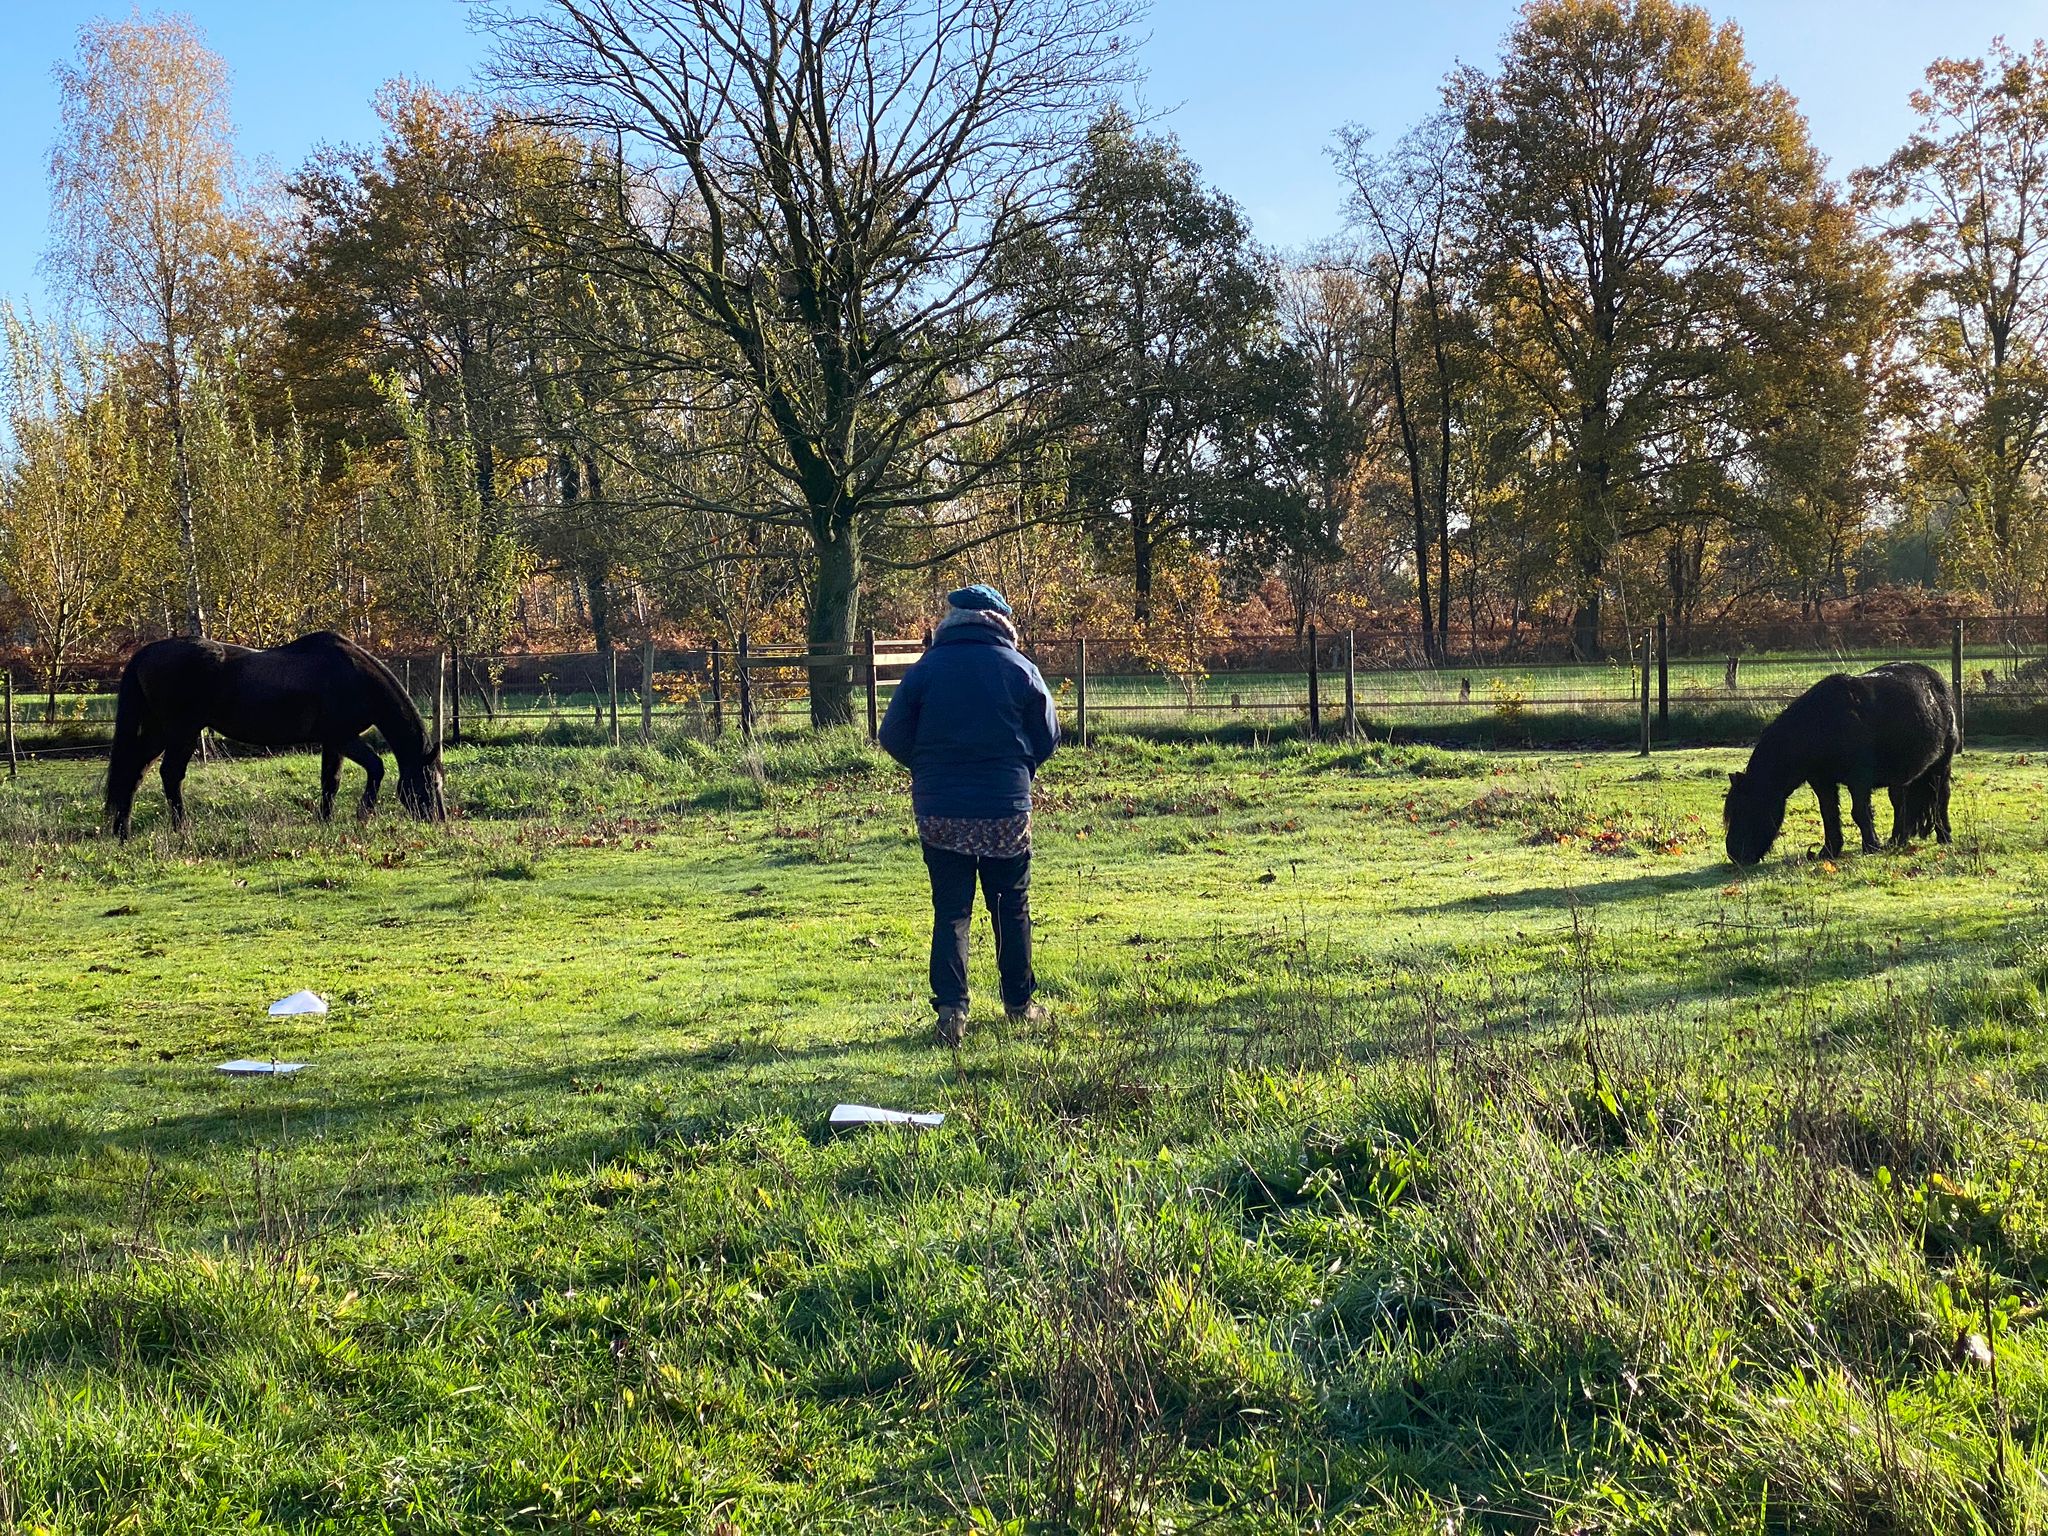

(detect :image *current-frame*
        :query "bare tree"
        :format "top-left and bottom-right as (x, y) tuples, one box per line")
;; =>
(46, 12), (254, 638)
(1335, 113), (1465, 662)
(485, 0), (1138, 724)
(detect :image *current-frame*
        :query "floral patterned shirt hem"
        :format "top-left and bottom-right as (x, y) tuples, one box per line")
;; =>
(916, 812), (1032, 858)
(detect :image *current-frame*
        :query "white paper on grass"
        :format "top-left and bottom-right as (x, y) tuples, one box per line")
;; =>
(829, 1102), (943, 1130)
(219, 1060), (307, 1075)
(829, 1103), (943, 1129)
(267, 990), (328, 1017)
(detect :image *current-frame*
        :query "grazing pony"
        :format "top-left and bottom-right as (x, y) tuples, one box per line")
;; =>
(106, 632), (445, 839)
(1723, 661), (1956, 866)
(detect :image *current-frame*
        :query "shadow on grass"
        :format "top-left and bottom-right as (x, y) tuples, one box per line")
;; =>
(1408, 861), (1736, 913)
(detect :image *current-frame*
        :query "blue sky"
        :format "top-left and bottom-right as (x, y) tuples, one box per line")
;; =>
(1, 0), (2041, 313)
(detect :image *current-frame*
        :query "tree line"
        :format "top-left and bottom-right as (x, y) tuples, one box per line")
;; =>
(2, 0), (2045, 724)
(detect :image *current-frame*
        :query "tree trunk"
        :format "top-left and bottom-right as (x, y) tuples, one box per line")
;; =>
(475, 437), (497, 524)
(1131, 506), (1154, 624)
(1427, 277), (1454, 664)
(1570, 588), (1602, 663)
(1387, 320), (1434, 660)
(584, 556), (613, 655)
(807, 519), (860, 727)
(1436, 508), (1452, 662)
(1572, 408), (1610, 661)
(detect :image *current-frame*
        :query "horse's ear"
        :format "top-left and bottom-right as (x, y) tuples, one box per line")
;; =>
(1727, 770), (1744, 787)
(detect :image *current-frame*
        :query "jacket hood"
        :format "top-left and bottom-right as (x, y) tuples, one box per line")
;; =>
(933, 607), (1019, 646)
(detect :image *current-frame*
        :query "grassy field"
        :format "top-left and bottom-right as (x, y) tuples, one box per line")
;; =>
(4, 731), (2048, 1531)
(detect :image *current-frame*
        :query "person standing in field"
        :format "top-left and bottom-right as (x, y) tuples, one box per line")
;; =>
(879, 585), (1060, 1046)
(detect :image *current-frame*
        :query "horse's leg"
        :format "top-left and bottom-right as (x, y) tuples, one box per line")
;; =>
(1886, 784), (1912, 848)
(160, 732), (200, 833)
(319, 745), (342, 823)
(106, 729), (163, 841)
(1848, 782), (1881, 854)
(339, 736), (384, 821)
(1934, 751), (1955, 844)
(1813, 781), (1844, 858)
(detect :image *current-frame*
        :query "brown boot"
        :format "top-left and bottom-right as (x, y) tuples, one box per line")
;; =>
(1005, 1001), (1048, 1027)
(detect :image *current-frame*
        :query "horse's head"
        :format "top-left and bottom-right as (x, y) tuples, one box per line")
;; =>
(1722, 769), (1781, 867)
(398, 741), (448, 823)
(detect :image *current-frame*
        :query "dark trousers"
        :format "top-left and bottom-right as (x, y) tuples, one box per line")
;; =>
(922, 843), (1034, 1012)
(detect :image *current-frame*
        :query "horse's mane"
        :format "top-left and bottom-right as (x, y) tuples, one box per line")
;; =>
(1741, 673), (1852, 797)
(326, 636), (432, 756)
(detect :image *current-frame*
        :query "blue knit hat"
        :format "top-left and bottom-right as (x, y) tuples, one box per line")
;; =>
(946, 583), (1012, 616)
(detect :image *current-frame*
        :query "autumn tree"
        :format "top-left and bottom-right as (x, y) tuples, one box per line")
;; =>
(1210, 262), (1379, 633)
(0, 311), (140, 718)
(181, 360), (335, 643)
(1036, 110), (1281, 621)
(1451, 0), (1884, 656)
(284, 83), (550, 523)
(376, 374), (529, 727)
(513, 137), (681, 657)
(46, 12), (259, 638)
(487, 0), (1137, 724)
(1857, 39), (2048, 612)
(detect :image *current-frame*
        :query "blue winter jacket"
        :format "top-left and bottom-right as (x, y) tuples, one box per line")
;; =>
(878, 615), (1060, 819)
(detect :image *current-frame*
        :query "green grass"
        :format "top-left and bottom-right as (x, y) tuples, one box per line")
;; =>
(5, 731), (2048, 1530)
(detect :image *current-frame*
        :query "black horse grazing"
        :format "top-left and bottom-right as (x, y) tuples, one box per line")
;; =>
(106, 632), (445, 839)
(1723, 661), (1956, 867)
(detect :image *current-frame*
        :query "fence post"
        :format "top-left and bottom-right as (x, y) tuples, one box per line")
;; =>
(431, 650), (447, 750)
(1953, 619), (1966, 753)
(1656, 613), (1669, 729)
(709, 646), (724, 738)
(1344, 629), (1357, 741)
(1076, 637), (1089, 749)
(4, 668), (14, 778)
(449, 644), (462, 746)
(640, 639), (655, 744)
(864, 629), (880, 744)
(737, 630), (755, 740)
(403, 658), (414, 715)
(607, 648), (621, 746)
(1639, 631), (1652, 757)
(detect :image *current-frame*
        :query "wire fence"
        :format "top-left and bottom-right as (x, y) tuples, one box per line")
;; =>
(7, 615), (2048, 766)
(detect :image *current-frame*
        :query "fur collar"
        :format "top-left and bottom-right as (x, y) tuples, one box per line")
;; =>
(934, 606), (1019, 645)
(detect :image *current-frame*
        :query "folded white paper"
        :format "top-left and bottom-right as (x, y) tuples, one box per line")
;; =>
(219, 1060), (307, 1075)
(267, 991), (328, 1017)
(829, 1102), (943, 1130)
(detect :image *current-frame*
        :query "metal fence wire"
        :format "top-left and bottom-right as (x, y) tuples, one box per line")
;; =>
(6, 616), (2047, 762)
